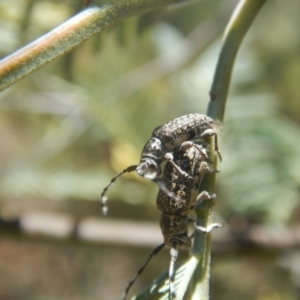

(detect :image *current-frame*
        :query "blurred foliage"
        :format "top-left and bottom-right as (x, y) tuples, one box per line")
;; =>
(0, 0), (300, 299)
(0, 0), (299, 223)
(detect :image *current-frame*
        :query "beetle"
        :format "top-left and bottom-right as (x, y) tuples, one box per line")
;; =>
(121, 141), (221, 300)
(100, 114), (221, 214)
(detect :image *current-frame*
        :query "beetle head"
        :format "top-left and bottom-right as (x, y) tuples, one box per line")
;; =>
(136, 158), (161, 180)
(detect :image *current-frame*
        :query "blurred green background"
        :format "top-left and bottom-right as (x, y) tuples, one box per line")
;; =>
(0, 0), (300, 299)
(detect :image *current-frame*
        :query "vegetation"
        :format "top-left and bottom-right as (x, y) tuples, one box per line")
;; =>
(0, 0), (300, 299)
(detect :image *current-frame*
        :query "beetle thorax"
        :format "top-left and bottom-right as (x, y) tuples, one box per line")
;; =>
(141, 137), (165, 161)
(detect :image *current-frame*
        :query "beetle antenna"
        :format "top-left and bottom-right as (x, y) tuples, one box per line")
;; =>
(100, 165), (138, 215)
(122, 243), (165, 300)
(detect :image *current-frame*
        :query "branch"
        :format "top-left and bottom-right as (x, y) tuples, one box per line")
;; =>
(0, 0), (184, 91)
(1, 213), (299, 253)
(208, 0), (268, 122)
(191, 1), (268, 299)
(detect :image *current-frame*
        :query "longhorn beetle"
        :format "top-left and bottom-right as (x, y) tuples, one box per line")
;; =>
(122, 141), (222, 300)
(100, 114), (222, 214)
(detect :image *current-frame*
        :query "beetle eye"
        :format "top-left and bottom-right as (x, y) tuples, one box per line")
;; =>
(148, 163), (156, 170)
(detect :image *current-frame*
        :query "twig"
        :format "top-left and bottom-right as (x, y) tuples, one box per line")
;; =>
(191, 1), (268, 299)
(1, 213), (299, 252)
(0, 0), (184, 91)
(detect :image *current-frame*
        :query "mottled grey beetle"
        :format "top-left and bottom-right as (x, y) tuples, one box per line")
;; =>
(121, 141), (221, 300)
(100, 114), (221, 214)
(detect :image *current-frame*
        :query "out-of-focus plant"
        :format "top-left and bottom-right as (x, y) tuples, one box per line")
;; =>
(1, 0), (300, 299)
(1, 1), (299, 225)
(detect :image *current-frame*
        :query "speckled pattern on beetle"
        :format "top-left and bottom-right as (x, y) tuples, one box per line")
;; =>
(122, 140), (221, 300)
(100, 113), (222, 214)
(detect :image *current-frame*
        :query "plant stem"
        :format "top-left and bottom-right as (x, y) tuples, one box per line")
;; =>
(208, 0), (268, 122)
(0, 0), (183, 92)
(192, 1), (268, 299)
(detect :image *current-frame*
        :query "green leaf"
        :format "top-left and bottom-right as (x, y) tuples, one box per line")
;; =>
(132, 256), (200, 300)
